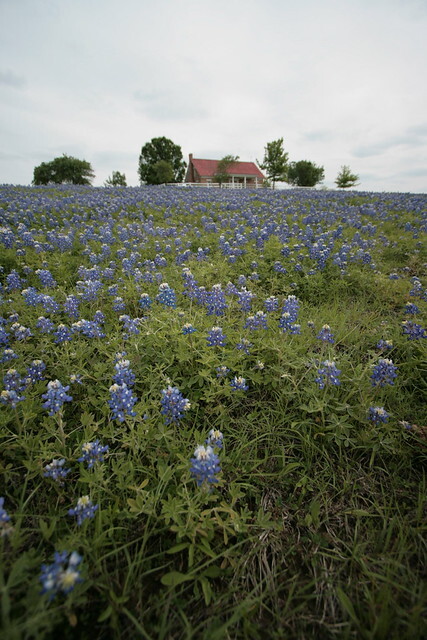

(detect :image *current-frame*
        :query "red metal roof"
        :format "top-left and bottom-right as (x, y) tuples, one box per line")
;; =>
(191, 158), (265, 179)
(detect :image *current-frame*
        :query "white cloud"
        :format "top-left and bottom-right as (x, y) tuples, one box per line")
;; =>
(0, 0), (426, 192)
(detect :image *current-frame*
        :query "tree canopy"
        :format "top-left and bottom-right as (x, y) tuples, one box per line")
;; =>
(104, 171), (127, 187)
(257, 138), (289, 187)
(213, 155), (239, 184)
(32, 155), (95, 186)
(335, 165), (359, 189)
(287, 160), (325, 187)
(138, 137), (186, 185)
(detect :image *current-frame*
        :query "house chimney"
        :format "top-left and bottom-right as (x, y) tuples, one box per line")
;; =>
(189, 153), (193, 162)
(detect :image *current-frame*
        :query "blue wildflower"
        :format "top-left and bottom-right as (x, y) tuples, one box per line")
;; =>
(404, 302), (420, 315)
(138, 293), (153, 310)
(264, 296), (279, 312)
(368, 406), (390, 424)
(54, 324), (73, 344)
(40, 551), (83, 600)
(190, 445), (221, 487)
(206, 326), (227, 347)
(401, 320), (427, 340)
(371, 359), (398, 387)
(236, 339), (252, 355)
(68, 496), (98, 526)
(205, 284), (228, 316)
(25, 360), (46, 384)
(315, 360), (341, 389)
(1, 348), (18, 364)
(156, 283), (177, 308)
(216, 366), (230, 378)
(0, 389), (25, 408)
(42, 380), (73, 415)
(113, 358), (135, 387)
(160, 386), (191, 424)
(182, 323), (197, 334)
(230, 376), (249, 392)
(77, 440), (109, 468)
(376, 339), (393, 351)
(205, 429), (224, 449)
(316, 324), (335, 343)
(43, 459), (71, 484)
(0, 497), (13, 537)
(36, 316), (55, 334)
(108, 383), (137, 422)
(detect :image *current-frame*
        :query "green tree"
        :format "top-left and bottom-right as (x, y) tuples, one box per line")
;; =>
(287, 160), (325, 187)
(138, 137), (186, 185)
(150, 160), (175, 184)
(335, 165), (359, 189)
(213, 155), (239, 185)
(105, 171), (127, 187)
(257, 138), (289, 188)
(32, 155), (95, 185)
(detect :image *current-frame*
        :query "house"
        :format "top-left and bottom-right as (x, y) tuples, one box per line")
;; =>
(185, 154), (265, 188)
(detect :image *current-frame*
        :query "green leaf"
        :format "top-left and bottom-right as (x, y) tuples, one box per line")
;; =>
(336, 587), (358, 623)
(97, 605), (113, 622)
(161, 571), (193, 587)
(166, 543), (189, 555)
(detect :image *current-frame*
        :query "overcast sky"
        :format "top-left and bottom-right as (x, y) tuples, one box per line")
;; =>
(1, 0), (426, 192)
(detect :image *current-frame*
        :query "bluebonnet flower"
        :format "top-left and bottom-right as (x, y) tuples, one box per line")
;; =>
(264, 296), (279, 312)
(0, 389), (25, 408)
(54, 324), (73, 344)
(160, 386), (191, 424)
(404, 302), (420, 315)
(236, 339), (253, 355)
(108, 383), (137, 422)
(36, 316), (55, 333)
(206, 284), (228, 316)
(0, 326), (10, 346)
(216, 366), (230, 378)
(21, 287), (41, 306)
(371, 359), (398, 387)
(10, 322), (32, 341)
(64, 295), (80, 320)
(156, 283), (177, 308)
(1, 348), (18, 364)
(6, 270), (25, 291)
(316, 324), (335, 343)
(254, 360), (265, 370)
(43, 459), (71, 484)
(206, 326), (227, 347)
(138, 293), (153, 310)
(40, 551), (83, 600)
(112, 296), (126, 312)
(78, 440), (109, 468)
(36, 269), (57, 288)
(25, 360), (46, 384)
(68, 496), (98, 525)
(225, 281), (239, 296)
(93, 310), (105, 325)
(282, 295), (300, 320)
(376, 339), (393, 351)
(190, 445), (221, 487)
(40, 295), (61, 315)
(401, 320), (427, 340)
(70, 374), (82, 384)
(236, 288), (256, 312)
(182, 323), (196, 335)
(368, 406), (390, 424)
(107, 284), (119, 297)
(113, 358), (135, 387)
(0, 497), (13, 537)
(230, 376), (249, 392)
(3, 368), (26, 393)
(119, 315), (142, 336)
(72, 319), (105, 339)
(76, 279), (103, 302)
(205, 429), (224, 449)
(244, 311), (268, 330)
(42, 380), (73, 415)
(389, 273), (399, 280)
(279, 312), (300, 334)
(315, 360), (341, 389)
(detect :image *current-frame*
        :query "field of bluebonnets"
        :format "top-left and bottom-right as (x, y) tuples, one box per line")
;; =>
(0, 183), (426, 639)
